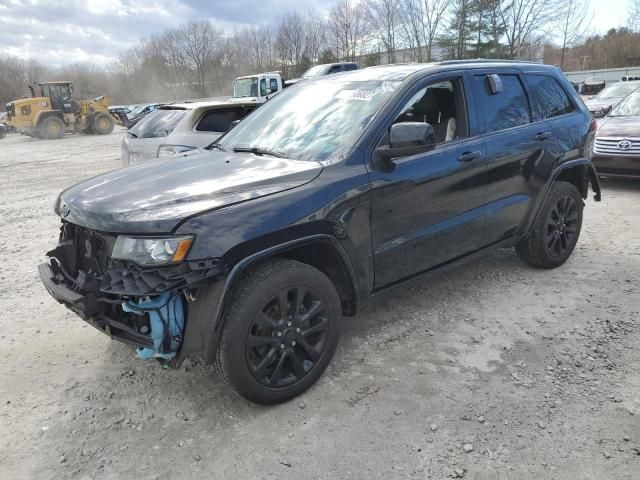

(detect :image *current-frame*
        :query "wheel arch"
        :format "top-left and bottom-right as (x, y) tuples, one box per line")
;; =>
(199, 234), (360, 365)
(520, 158), (601, 242)
(36, 110), (64, 125)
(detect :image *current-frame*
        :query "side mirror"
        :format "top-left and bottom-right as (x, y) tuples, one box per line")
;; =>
(228, 119), (241, 130)
(593, 105), (612, 118)
(374, 122), (436, 170)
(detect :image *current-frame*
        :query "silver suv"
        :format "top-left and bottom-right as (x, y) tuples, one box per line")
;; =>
(121, 100), (257, 166)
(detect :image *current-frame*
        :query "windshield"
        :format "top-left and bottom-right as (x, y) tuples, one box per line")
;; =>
(234, 78), (259, 97)
(610, 91), (640, 116)
(302, 65), (326, 79)
(219, 79), (398, 162)
(129, 108), (187, 138)
(596, 82), (640, 99)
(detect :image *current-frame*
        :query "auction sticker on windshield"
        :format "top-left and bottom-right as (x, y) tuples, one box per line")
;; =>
(336, 89), (377, 101)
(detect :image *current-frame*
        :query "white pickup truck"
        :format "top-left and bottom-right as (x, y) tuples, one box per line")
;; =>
(231, 72), (284, 104)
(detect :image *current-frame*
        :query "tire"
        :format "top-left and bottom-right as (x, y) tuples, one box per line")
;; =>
(516, 181), (583, 268)
(91, 112), (114, 135)
(214, 259), (342, 404)
(39, 116), (65, 140)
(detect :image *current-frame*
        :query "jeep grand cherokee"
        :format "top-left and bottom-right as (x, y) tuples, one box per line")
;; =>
(39, 61), (601, 404)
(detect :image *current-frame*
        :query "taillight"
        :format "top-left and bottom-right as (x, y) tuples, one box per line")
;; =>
(589, 118), (597, 133)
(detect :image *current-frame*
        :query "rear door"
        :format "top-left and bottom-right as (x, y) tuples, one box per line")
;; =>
(469, 69), (557, 244)
(369, 73), (488, 288)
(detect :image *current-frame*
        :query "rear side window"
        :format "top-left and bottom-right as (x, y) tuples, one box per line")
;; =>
(130, 109), (187, 138)
(473, 74), (531, 132)
(196, 108), (251, 132)
(526, 75), (574, 119)
(270, 78), (278, 92)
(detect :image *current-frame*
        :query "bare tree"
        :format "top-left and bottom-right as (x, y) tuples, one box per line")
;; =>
(328, 0), (365, 61)
(275, 12), (308, 77)
(630, 0), (640, 32)
(424, 0), (451, 60)
(364, 0), (401, 63)
(498, 0), (560, 59)
(556, 0), (591, 69)
(305, 11), (329, 64)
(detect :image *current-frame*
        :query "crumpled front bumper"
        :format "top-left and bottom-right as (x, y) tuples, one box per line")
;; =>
(39, 234), (228, 364)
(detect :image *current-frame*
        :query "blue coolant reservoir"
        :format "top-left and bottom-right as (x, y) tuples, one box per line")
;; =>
(122, 293), (185, 360)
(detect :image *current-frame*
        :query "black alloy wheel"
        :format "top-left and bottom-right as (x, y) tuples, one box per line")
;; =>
(516, 181), (583, 269)
(214, 259), (342, 404)
(246, 286), (328, 388)
(544, 195), (579, 260)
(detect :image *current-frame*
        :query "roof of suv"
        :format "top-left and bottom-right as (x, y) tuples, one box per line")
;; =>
(321, 60), (558, 83)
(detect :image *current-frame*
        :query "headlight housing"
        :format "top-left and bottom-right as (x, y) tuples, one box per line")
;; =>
(112, 235), (194, 266)
(157, 144), (196, 158)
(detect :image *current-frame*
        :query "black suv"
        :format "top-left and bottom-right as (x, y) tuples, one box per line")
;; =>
(40, 61), (601, 404)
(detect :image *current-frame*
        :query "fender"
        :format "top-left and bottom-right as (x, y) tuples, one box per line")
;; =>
(199, 233), (360, 364)
(522, 158), (601, 238)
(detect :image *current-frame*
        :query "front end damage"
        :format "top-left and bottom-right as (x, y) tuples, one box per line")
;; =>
(38, 222), (226, 366)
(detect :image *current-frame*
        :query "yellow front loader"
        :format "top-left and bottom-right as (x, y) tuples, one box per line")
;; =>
(5, 81), (114, 139)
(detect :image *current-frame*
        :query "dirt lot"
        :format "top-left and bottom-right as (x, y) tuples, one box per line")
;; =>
(1, 130), (639, 480)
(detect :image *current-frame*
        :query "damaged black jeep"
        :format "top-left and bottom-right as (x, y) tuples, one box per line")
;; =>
(40, 62), (601, 404)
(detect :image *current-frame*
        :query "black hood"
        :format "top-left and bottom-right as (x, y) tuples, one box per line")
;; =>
(56, 150), (322, 233)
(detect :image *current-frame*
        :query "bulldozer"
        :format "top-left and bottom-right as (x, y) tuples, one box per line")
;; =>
(4, 81), (114, 139)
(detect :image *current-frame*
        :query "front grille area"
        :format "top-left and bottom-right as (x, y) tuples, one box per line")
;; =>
(60, 222), (115, 276)
(594, 137), (640, 156)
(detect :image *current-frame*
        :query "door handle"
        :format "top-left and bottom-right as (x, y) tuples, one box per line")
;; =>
(458, 150), (483, 162)
(534, 131), (552, 141)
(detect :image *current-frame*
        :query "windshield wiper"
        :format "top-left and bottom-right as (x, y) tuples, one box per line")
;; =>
(232, 146), (286, 158)
(127, 131), (138, 138)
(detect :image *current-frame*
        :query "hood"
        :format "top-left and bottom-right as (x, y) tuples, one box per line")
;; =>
(57, 150), (323, 233)
(596, 115), (640, 138)
(584, 97), (622, 112)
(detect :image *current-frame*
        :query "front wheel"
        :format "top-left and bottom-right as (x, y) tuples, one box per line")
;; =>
(91, 112), (114, 135)
(516, 181), (583, 268)
(214, 259), (342, 404)
(39, 116), (65, 139)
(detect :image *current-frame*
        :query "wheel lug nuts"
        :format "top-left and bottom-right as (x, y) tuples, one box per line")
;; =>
(280, 344), (285, 349)
(277, 332), (282, 337)
(296, 328), (301, 333)
(291, 341), (296, 346)
(287, 322), (292, 327)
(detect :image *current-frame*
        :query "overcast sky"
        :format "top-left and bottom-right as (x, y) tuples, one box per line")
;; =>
(0, 0), (634, 67)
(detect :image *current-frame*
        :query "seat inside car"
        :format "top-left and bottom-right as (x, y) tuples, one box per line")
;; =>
(395, 87), (457, 143)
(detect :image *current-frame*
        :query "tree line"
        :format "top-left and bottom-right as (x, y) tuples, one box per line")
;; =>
(1, 0), (640, 107)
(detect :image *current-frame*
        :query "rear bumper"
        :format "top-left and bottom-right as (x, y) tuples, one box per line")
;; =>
(592, 155), (640, 178)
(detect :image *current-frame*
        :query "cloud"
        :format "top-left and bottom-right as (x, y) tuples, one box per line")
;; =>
(0, 0), (335, 66)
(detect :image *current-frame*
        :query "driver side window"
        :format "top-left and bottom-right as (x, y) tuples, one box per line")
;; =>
(393, 79), (467, 145)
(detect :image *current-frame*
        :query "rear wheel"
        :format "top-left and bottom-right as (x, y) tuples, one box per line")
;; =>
(39, 116), (65, 140)
(516, 181), (583, 268)
(214, 259), (342, 404)
(91, 112), (114, 135)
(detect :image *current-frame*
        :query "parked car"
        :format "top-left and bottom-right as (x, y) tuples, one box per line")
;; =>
(125, 103), (163, 128)
(284, 62), (359, 87)
(592, 89), (640, 178)
(0, 112), (16, 133)
(39, 61), (601, 404)
(109, 105), (131, 126)
(581, 77), (606, 95)
(121, 100), (257, 165)
(0, 122), (6, 139)
(584, 81), (640, 117)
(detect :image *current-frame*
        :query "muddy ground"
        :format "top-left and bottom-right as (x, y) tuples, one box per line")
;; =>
(0, 130), (639, 480)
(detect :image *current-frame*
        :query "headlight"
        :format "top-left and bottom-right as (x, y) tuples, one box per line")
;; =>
(112, 235), (194, 266)
(157, 144), (196, 157)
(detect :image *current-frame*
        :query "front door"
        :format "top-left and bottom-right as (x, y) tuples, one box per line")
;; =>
(369, 75), (488, 289)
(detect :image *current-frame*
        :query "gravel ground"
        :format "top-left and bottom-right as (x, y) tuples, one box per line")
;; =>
(1, 130), (639, 480)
